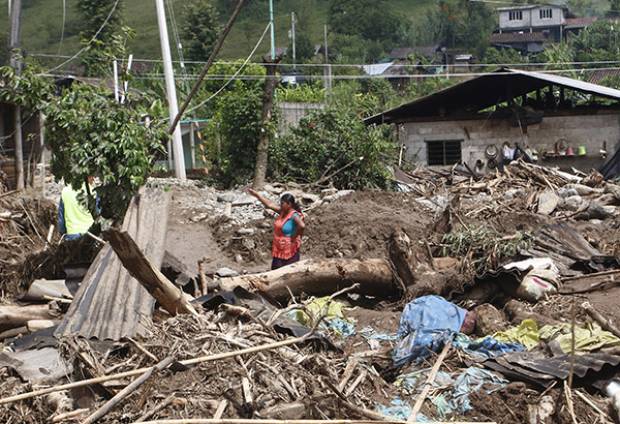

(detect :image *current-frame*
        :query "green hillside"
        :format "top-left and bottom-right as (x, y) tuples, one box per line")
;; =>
(0, 0), (436, 63)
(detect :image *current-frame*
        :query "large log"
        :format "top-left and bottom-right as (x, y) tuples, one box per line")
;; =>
(0, 304), (60, 330)
(104, 229), (197, 316)
(219, 259), (398, 300)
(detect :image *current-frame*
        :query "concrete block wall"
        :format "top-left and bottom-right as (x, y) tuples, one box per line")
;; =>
(401, 113), (620, 171)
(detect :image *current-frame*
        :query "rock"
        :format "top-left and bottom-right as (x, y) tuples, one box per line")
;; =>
(565, 183), (604, 196)
(557, 187), (579, 198)
(236, 228), (255, 236)
(574, 202), (613, 220)
(432, 257), (460, 270)
(322, 190), (355, 203)
(217, 192), (236, 203)
(560, 195), (584, 211)
(216, 267), (239, 278)
(232, 194), (257, 207)
(473, 304), (507, 336)
(190, 213), (208, 223)
(234, 254), (244, 264)
(537, 189), (560, 215)
(320, 188), (338, 197)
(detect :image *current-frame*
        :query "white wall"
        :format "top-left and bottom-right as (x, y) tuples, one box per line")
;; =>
(499, 6), (564, 30)
(400, 113), (620, 170)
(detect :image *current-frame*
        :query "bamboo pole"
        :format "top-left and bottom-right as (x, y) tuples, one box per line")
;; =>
(0, 335), (307, 406)
(81, 357), (175, 424)
(407, 342), (452, 423)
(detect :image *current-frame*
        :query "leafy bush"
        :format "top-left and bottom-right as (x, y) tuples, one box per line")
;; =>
(276, 82), (325, 103)
(45, 84), (166, 221)
(204, 86), (265, 186)
(269, 107), (395, 189)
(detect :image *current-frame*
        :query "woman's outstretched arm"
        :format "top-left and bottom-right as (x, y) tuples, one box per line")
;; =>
(247, 188), (279, 212)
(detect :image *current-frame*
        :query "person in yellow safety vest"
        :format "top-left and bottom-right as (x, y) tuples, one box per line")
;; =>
(57, 179), (97, 241)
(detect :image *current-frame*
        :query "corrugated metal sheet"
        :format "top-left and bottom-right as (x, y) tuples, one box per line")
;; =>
(55, 187), (171, 341)
(482, 351), (620, 387)
(365, 68), (620, 125)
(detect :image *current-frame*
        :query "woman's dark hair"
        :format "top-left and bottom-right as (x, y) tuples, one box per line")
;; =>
(280, 193), (301, 212)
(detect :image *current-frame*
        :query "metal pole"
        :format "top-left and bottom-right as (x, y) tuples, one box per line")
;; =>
(155, 0), (186, 180)
(113, 60), (119, 102)
(269, 0), (275, 60)
(291, 12), (296, 68)
(323, 24), (332, 93)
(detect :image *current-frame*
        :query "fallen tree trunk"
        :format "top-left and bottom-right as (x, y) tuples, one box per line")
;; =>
(0, 305), (60, 330)
(219, 259), (398, 300)
(104, 229), (197, 316)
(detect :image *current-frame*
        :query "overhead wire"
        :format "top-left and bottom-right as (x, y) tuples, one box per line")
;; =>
(86, 65), (620, 81)
(40, 0), (121, 74)
(183, 22), (271, 116)
(57, 0), (66, 55)
(29, 52), (620, 70)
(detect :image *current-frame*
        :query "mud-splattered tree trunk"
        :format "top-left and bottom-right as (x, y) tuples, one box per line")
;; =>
(253, 60), (278, 189)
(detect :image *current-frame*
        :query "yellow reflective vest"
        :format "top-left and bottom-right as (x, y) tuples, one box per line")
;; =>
(61, 185), (94, 235)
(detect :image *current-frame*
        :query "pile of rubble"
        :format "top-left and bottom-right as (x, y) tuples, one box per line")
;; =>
(1, 161), (620, 424)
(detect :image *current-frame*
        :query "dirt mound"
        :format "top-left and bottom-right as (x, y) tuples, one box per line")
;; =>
(212, 191), (434, 265)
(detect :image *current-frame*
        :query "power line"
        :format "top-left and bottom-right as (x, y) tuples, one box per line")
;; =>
(55, 65), (620, 81)
(39, 0), (121, 74)
(29, 52), (620, 69)
(183, 23), (271, 116)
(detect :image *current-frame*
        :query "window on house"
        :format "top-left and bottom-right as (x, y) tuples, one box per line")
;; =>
(426, 140), (462, 166)
(509, 10), (523, 21)
(540, 8), (553, 19)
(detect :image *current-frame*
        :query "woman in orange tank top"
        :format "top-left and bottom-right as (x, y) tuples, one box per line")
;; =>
(248, 189), (305, 270)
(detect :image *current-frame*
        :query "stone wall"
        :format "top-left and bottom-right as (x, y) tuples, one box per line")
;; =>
(278, 102), (324, 135)
(399, 112), (620, 172)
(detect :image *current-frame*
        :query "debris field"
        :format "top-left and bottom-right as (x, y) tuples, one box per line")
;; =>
(1, 161), (620, 424)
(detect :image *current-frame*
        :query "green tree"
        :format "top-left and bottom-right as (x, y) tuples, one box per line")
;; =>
(572, 20), (620, 62)
(76, 0), (127, 76)
(289, 32), (315, 63)
(269, 107), (394, 189)
(45, 84), (166, 220)
(182, 0), (222, 62)
(425, 0), (495, 55)
(483, 47), (528, 65)
(328, 0), (410, 61)
(608, 0), (620, 18)
(201, 64), (267, 186)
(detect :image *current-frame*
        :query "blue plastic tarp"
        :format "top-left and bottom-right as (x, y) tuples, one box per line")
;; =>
(393, 296), (467, 366)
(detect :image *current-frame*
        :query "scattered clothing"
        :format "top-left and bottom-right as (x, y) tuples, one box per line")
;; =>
(493, 319), (541, 350)
(540, 322), (620, 354)
(395, 366), (507, 417)
(454, 334), (526, 360)
(494, 320), (620, 353)
(437, 367), (507, 416)
(290, 297), (355, 337)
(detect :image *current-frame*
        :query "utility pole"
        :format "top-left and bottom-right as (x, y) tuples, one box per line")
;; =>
(269, 0), (276, 60)
(10, 0), (24, 190)
(323, 24), (332, 93)
(291, 12), (296, 68)
(155, 0), (186, 180)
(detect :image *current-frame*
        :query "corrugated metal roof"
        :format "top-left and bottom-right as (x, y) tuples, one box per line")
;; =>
(365, 68), (620, 125)
(490, 32), (549, 43)
(363, 61), (396, 76)
(483, 351), (620, 387)
(55, 187), (171, 341)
